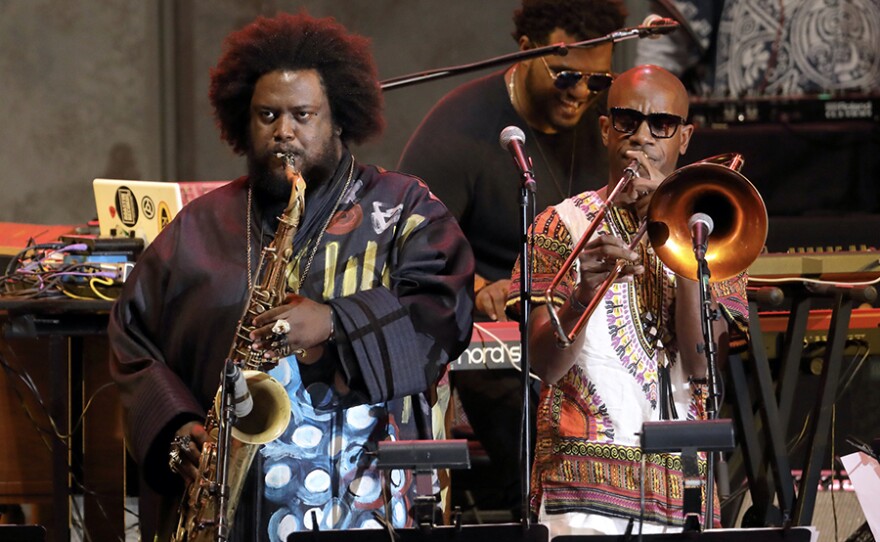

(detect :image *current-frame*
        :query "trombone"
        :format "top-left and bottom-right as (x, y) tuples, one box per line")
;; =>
(545, 153), (767, 347)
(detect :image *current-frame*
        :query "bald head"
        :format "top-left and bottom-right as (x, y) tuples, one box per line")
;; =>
(599, 64), (694, 184)
(608, 65), (689, 118)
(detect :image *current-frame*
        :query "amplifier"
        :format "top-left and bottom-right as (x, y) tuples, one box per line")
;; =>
(689, 94), (879, 127)
(0, 525), (47, 541)
(736, 489), (865, 542)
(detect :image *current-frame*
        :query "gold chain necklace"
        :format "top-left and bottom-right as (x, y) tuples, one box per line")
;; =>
(246, 184), (258, 287)
(506, 62), (576, 200)
(291, 160), (355, 291)
(246, 159), (355, 290)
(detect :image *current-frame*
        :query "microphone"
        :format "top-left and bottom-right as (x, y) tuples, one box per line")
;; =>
(639, 14), (679, 38)
(225, 363), (253, 417)
(499, 126), (536, 190)
(688, 213), (714, 261)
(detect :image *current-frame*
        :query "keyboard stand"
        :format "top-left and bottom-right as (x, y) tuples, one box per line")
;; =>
(728, 284), (876, 526)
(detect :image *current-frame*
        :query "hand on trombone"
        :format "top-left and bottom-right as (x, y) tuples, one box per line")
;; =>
(573, 234), (644, 311)
(612, 148), (665, 219)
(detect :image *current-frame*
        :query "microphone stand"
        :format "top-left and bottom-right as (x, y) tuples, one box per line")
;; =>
(517, 163), (537, 528)
(379, 23), (677, 90)
(215, 359), (238, 541)
(694, 255), (720, 531)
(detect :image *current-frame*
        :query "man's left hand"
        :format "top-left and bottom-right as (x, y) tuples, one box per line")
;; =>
(476, 279), (511, 322)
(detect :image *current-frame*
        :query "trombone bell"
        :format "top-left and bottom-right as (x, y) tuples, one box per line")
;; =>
(646, 161), (768, 282)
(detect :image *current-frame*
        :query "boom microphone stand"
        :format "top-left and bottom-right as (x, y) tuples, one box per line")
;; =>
(379, 19), (678, 90)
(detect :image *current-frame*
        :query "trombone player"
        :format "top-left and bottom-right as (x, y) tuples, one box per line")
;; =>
(509, 65), (749, 535)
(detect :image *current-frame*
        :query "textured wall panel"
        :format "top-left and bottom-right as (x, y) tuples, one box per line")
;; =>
(0, 0), (640, 225)
(0, 1), (158, 224)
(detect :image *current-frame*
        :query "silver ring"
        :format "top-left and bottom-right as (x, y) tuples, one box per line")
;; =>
(168, 447), (182, 473)
(271, 318), (291, 335)
(172, 435), (192, 450)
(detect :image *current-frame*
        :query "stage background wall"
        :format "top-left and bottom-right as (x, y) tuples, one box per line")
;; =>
(0, 0), (648, 225)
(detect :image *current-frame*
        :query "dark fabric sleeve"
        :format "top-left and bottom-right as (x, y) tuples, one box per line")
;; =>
(107, 225), (205, 493)
(107, 181), (251, 495)
(330, 288), (424, 401)
(317, 193), (474, 406)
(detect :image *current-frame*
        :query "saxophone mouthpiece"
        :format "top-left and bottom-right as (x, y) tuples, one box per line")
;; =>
(275, 152), (295, 168)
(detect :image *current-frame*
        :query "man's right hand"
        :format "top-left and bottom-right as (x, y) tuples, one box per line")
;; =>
(574, 234), (643, 306)
(475, 279), (511, 322)
(170, 421), (208, 485)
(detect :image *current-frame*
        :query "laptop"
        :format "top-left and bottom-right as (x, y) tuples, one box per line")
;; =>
(93, 179), (183, 244)
(92, 179), (229, 245)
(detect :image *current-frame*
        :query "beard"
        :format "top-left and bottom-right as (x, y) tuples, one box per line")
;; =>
(247, 152), (291, 203)
(247, 141), (342, 204)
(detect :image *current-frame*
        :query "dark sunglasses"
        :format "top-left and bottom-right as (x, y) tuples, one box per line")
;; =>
(610, 107), (686, 139)
(540, 57), (614, 93)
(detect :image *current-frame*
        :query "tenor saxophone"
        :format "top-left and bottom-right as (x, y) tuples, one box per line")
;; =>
(173, 153), (304, 541)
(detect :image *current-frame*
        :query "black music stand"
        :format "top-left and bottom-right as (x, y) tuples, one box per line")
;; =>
(288, 523), (550, 542)
(554, 526), (813, 542)
(641, 419), (737, 531)
(376, 439), (471, 529)
(287, 441), (549, 542)
(0, 525), (47, 541)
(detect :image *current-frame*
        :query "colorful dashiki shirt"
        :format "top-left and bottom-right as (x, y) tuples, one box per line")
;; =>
(509, 190), (748, 528)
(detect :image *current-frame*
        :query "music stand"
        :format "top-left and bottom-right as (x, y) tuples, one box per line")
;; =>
(376, 439), (471, 528)
(641, 419), (736, 531)
(0, 525), (47, 542)
(553, 526), (814, 542)
(286, 440), (549, 542)
(288, 523), (550, 542)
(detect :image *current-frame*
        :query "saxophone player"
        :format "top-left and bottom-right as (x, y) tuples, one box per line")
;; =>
(108, 12), (474, 541)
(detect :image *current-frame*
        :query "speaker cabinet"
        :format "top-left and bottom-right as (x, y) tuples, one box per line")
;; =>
(736, 491), (866, 542)
(0, 525), (47, 541)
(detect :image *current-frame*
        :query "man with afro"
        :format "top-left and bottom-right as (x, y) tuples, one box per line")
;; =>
(109, 12), (474, 541)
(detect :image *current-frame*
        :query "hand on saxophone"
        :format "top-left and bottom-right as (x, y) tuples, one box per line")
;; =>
(169, 421), (207, 484)
(249, 294), (334, 363)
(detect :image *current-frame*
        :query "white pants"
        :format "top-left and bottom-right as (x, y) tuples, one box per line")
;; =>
(539, 502), (679, 538)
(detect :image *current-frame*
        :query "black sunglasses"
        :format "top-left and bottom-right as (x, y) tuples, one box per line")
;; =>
(610, 107), (686, 139)
(540, 57), (614, 92)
